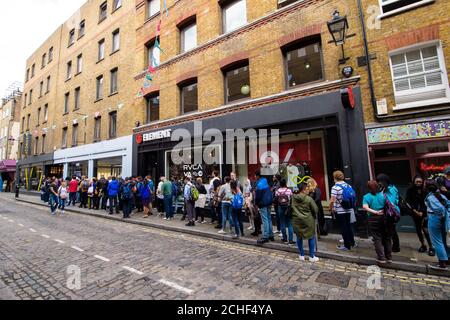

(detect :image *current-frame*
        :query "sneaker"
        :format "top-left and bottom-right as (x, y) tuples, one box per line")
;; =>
(251, 231), (259, 237)
(61, 211), (65, 215)
(247, 226), (254, 231)
(386, 260), (393, 264)
(218, 230), (226, 234)
(418, 245), (427, 253)
(281, 239), (288, 243)
(377, 259), (387, 264)
(257, 239), (269, 245)
(429, 263), (447, 270)
(309, 257), (320, 263)
(352, 242), (358, 249)
(232, 235), (239, 240)
(337, 245), (351, 251)
(428, 249), (436, 257)
(299, 256), (306, 262)
(269, 237), (275, 242)
(201, 221), (207, 224)
(288, 241), (296, 246)
(339, 239), (344, 243)
(163, 217), (168, 220)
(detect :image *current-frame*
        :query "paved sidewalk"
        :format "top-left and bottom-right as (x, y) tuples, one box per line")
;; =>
(3, 192), (449, 277)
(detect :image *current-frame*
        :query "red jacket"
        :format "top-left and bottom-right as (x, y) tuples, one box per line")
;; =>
(69, 180), (79, 193)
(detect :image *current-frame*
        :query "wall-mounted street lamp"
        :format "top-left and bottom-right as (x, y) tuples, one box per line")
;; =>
(327, 10), (355, 65)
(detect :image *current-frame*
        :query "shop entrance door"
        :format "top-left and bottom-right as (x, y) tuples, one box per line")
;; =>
(142, 151), (159, 180)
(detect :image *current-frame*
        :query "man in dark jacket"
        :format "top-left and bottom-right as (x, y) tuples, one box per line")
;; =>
(255, 171), (274, 245)
(107, 177), (120, 215)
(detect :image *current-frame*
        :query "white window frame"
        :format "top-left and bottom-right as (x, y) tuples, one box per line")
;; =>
(222, 0), (248, 34)
(147, 0), (160, 18)
(378, 0), (435, 19)
(388, 40), (450, 111)
(180, 22), (197, 53)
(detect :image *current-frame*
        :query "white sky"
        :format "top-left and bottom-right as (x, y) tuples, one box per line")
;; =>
(0, 0), (86, 97)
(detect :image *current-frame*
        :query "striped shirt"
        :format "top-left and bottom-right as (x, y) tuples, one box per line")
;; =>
(331, 182), (354, 214)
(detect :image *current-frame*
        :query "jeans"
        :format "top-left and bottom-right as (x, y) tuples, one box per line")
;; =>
(336, 212), (355, 249)
(69, 192), (77, 206)
(274, 204), (280, 231)
(58, 198), (66, 211)
(173, 195), (182, 215)
(428, 214), (449, 261)
(122, 199), (131, 218)
(49, 194), (59, 214)
(297, 236), (316, 258)
(221, 203), (233, 231)
(260, 206), (274, 240)
(80, 192), (88, 208)
(164, 195), (173, 218)
(109, 196), (118, 214)
(278, 205), (294, 242)
(368, 215), (393, 261)
(413, 214), (432, 248)
(232, 208), (244, 236)
(185, 200), (195, 222)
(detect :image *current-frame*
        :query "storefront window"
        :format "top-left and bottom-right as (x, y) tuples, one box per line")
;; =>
(415, 140), (449, 154)
(68, 161), (88, 178)
(417, 156), (450, 178)
(166, 145), (221, 184)
(94, 157), (122, 179)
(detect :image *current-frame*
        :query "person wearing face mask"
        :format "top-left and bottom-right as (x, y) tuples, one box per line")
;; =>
(406, 175), (435, 256)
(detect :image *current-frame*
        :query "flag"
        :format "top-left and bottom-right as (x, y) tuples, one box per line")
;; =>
(146, 73), (153, 81)
(155, 38), (164, 54)
(148, 66), (156, 74)
(156, 19), (162, 35)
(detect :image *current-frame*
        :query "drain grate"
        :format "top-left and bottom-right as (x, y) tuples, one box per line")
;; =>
(315, 272), (351, 288)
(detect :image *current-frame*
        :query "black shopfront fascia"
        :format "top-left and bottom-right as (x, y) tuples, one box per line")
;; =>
(134, 87), (370, 202)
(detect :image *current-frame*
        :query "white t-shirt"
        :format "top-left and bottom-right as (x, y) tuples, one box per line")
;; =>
(59, 186), (68, 199)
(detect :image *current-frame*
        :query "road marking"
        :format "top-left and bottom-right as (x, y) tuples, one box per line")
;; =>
(8, 219), (15, 223)
(71, 246), (85, 252)
(29, 228), (37, 233)
(41, 234), (51, 239)
(94, 255), (110, 262)
(54, 239), (65, 244)
(122, 266), (144, 276)
(159, 279), (194, 295)
(18, 224), (24, 227)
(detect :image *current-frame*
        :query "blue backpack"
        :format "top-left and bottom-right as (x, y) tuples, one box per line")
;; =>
(121, 184), (132, 200)
(232, 192), (244, 210)
(140, 184), (151, 199)
(339, 183), (357, 210)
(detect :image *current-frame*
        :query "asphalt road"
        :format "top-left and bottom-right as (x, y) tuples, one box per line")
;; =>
(0, 197), (449, 300)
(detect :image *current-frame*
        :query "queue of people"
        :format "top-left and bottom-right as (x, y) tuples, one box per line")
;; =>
(38, 166), (450, 270)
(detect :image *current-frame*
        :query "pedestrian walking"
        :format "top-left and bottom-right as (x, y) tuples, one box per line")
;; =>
(58, 181), (68, 215)
(291, 183), (319, 263)
(218, 177), (234, 234)
(363, 180), (393, 264)
(329, 171), (356, 251)
(107, 177), (120, 215)
(406, 175), (435, 256)
(377, 174), (401, 253)
(49, 178), (59, 215)
(255, 171), (274, 245)
(230, 180), (245, 239)
(183, 176), (196, 227)
(194, 178), (207, 223)
(424, 179), (450, 270)
(275, 179), (294, 245)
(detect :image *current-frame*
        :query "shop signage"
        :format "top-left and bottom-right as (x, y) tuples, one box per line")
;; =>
(368, 120), (450, 144)
(137, 129), (172, 144)
(23, 133), (32, 156)
(420, 162), (450, 172)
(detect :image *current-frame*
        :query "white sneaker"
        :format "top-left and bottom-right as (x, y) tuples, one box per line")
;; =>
(163, 217), (168, 220)
(61, 211), (65, 215)
(309, 256), (320, 263)
(247, 226), (254, 231)
(218, 230), (226, 234)
(339, 239), (344, 243)
(299, 256), (306, 262)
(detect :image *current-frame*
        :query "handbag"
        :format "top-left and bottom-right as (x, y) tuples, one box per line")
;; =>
(383, 193), (400, 223)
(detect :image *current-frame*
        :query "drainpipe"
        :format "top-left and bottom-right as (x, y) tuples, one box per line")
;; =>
(357, 0), (380, 121)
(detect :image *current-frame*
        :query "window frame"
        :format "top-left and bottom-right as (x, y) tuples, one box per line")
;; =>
(113, 0), (122, 12)
(74, 87), (81, 110)
(388, 40), (450, 110)
(66, 61), (72, 80)
(112, 29), (120, 53)
(223, 61), (251, 104)
(110, 68), (119, 95)
(378, 0), (435, 18)
(147, 0), (160, 19)
(179, 79), (199, 115)
(96, 75), (104, 101)
(46, 76), (51, 93)
(37, 107), (41, 126)
(76, 54), (83, 74)
(44, 104), (48, 123)
(62, 128), (68, 149)
(145, 93), (160, 124)
(109, 111), (117, 139)
(99, 1), (108, 23)
(41, 135), (46, 154)
(79, 20), (86, 39)
(179, 19), (197, 54)
(34, 137), (39, 156)
(48, 47), (53, 63)
(72, 124), (79, 147)
(221, 0), (248, 35)
(282, 37), (325, 90)
(68, 29), (75, 47)
(98, 39), (105, 61)
(146, 40), (160, 68)
(94, 116), (102, 142)
(64, 92), (70, 114)
(41, 53), (46, 69)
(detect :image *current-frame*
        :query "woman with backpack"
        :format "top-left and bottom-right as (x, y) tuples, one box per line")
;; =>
(406, 175), (435, 256)
(377, 174), (401, 253)
(424, 179), (450, 270)
(194, 178), (208, 224)
(363, 180), (392, 264)
(141, 178), (153, 218)
(230, 180), (244, 239)
(275, 179), (294, 245)
(291, 183), (319, 263)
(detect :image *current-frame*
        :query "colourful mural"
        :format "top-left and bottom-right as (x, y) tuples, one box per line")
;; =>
(368, 120), (450, 144)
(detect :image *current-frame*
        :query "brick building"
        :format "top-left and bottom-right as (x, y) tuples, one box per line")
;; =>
(18, 0), (137, 190)
(0, 89), (22, 191)
(360, 0), (450, 198)
(132, 0), (373, 201)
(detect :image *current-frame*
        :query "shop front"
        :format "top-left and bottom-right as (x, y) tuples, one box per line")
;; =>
(16, 153), (56, 191)
(0, 160), (16, 192)
(54, 135), (133, 180)
(367, 117), (450, 232)
(134, 87), (370, 207)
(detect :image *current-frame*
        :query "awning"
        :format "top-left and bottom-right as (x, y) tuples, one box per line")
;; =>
(0, 160), (17, 173)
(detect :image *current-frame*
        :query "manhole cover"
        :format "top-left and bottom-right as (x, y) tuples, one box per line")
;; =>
(315, 272), (350, 288)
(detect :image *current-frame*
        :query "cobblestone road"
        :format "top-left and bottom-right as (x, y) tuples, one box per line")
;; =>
(1, 198), (450, 300)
